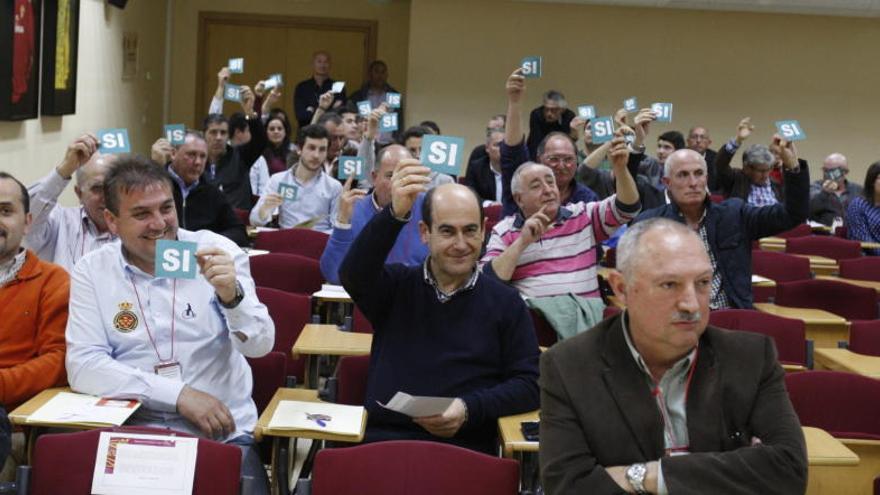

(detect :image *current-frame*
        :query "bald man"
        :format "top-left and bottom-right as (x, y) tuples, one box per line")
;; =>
(339, 161), (539, 454)
(320, 144), (429, 284)
(635, 143), (809, 309)
(540, 218), (807, 494)
(26, 134), (118, 271)
(809, 152), (863, 226)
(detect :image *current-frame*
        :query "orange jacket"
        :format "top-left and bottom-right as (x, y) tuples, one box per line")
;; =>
(0, 251), (69, 409)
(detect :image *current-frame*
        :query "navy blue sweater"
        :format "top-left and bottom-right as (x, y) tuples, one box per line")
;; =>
(340, 206), (540, 452)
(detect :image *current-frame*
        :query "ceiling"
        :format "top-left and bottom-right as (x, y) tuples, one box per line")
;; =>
(515, 0), (880, 18)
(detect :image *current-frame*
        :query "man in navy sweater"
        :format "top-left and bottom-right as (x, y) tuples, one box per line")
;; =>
(340, 159), (540, 454)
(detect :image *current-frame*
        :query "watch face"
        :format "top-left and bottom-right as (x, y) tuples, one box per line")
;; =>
(627, 463), (647, 480)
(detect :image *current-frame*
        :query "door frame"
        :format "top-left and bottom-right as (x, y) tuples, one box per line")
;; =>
(195, 11), (378, 124)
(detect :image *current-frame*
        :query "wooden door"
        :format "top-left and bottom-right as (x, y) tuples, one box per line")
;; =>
(196, 12), (377, 129)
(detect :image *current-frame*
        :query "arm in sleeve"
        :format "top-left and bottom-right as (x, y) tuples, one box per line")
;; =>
(293, 82), (312, 126)
(500, 139), (529, 217)
(25, 170), (69, 253)
(459, 300), (539, 430)
(714, 141), (738, 196)
(846, 198), (870, 243)
(238, 116), (267, 168)
(661, 338), (807, 494)
(65, 264), (185, 412)
(0, 267), (68, 407)
(589, 194), (641, 243)
(339, 207), (406, 329)
(358, 137), (376, 175)
(319, 225), (355, 285)
(208, 94), (223, 115)
(539, 349), (630, 494)
(249, 174), (279, 226)
(218, 247), (274, 358)
(249, 156), (269, 196)
(744, 161), (810, 240)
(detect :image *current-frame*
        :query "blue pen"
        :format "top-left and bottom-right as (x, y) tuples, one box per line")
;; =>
(306, 413), (331, 427)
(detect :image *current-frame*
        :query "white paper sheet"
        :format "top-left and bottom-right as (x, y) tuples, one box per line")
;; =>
(312, 284), (351, 299)
(91, 432), (198, 495)
(27, 392), (140, 426)
(378, 391), (456, 418)
(751, 274), (773, 284)
(268, 400), (364, 436)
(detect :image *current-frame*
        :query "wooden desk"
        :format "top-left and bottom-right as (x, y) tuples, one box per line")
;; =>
(256, 388), (366, 494)
(805, 426), (860, 466)
(9, 387), (74, 427)
(790, 254), (839, 276)
(498, 410), (540, 493)
(292, 324), (372, 388)
(816, 275), (880, 295)
(814, 348), (880, 378)
(754, 303), (850, 348)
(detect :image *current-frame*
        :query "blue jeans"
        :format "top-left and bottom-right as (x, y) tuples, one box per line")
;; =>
(228, 435), (270, 495)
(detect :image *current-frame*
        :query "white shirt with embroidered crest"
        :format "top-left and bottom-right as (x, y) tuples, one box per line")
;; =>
(65, 228), (274, 441)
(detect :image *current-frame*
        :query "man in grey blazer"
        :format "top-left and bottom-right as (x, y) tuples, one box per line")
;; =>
(539, 218), (807, 494)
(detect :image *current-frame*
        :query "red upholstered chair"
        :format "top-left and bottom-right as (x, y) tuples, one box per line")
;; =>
(709, 309), (809, 368)
(250, 253), (323, 295)
(311, 440), (519, 495)
(247, 351), (287, 414)
(775, 279), (877, 321)
(352, 306), (373, 334)
(709, 194), (725, 204)
(256, 287), (312, 385)
(529, 308), (558, 347)
(28, 427), (243, 495)
(786, 235), (863, 261)
(849, 320), (880, 358)
(839, 257), (880, 282)
(786, 371), (880, 441)
(751, 250), (811, 302)
(234, 208), (251, 227)
(776, 223), (813, 239)
(253, 228), (329, 260)
(484, 203), (502, 224)
(336, 355), (371, 406)
(835, 225), (848, 239)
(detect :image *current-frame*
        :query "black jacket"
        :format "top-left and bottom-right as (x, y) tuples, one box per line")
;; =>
(204, 116), (266, 210)
(170, 176), (249, 247)
(715, 144), (785, 203)
(462, 154), (498, 203)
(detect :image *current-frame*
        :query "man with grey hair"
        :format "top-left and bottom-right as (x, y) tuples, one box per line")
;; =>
(26, 134), (118, 271)
(635, 136), (809, 309)
(539, 217), (808, 494)
(482, 131), (640, 299)
(809, 152), (862, 226)
(526, 90), (575, 161)
(714, 117), (785, 206)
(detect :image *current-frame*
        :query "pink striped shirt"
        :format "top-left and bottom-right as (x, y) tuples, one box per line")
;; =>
(481, 195), (638, 298)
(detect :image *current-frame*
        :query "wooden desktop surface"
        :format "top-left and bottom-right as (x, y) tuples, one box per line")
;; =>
(816, 275), (880, 294)
(814, 348), (880, 379)
(291, 324), (372, 358)
(9, 387), (76, 427)
(255, 388), (366, 443)
(498, 410), (539, 457)
(754, 303), (849, 348)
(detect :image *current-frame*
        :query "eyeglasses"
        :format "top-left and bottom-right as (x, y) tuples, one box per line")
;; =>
(545, 155), (576, 165)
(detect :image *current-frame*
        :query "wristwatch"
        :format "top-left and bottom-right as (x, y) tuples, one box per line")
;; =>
(625, 463), (649, 494)
(218, 281), (245, 309)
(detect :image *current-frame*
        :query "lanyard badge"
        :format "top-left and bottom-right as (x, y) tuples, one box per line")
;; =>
(154, 361), (183, 381)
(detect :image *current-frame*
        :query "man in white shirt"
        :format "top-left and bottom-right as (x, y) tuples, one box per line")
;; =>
(26, 134), (117, 271)
(250, 124), (342, 232)
(65, 156), (274, 493)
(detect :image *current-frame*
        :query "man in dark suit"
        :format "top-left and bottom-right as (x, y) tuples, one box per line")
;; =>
(462, 127), (504, 205)
(687, 126), (718, 191)
(539, 217), (807, 494)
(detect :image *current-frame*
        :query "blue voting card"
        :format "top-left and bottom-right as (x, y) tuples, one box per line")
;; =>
(386, 92), (402, 108)
(228, 58), (244, 74)
(337, 156), (367, 180)
(357, 100), (371, 116)
(155, 240), (198, 279)
(623, 97), (638, 112)
(520, 56), (542, 78)
(590, 117), (615, 144)
(164, 124), (186, 145)
(420, 135), (466, 175)
(577, 105), (596, 119)
(224, 83), (242, 103)
(379, 113), (399, 132)
(97, 128), (131, 154)
(278, 182), (299, 202)
(651, 103), (673, 123)
(775, 120), (806, 141)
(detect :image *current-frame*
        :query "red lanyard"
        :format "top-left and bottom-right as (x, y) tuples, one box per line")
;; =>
(130, 276), (177, 363)
(652, 347), (699, 454)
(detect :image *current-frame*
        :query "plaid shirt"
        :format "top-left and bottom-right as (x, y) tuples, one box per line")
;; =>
(692, 210), (731, 310)
(748, 182), (779, 207)
(422, 259), (480, 303)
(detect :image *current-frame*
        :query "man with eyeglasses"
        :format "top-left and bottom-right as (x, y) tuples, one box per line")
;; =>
(482, 131), (640, 299)
(687, 125), (718, 190)
(499, 69), (598, 218)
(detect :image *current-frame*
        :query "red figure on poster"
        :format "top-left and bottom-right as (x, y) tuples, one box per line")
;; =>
(12, 0), (35, 104)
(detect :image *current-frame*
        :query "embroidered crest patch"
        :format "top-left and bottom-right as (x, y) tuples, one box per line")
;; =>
(113, 302), (139, 333)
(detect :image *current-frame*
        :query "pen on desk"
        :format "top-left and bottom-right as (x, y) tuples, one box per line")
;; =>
(306, 413), (330, 427)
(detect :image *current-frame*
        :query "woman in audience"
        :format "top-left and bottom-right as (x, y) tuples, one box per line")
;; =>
(250, 110), (295, 196)
(846, 161), (880, 255)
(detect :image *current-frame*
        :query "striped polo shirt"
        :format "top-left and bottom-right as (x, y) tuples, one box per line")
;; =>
(482, 195), (640, 298)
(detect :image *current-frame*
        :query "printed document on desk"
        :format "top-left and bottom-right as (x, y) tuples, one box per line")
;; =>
(91, 432), (197, 495)
(27, 392), (140, 426)
(379, 392), (456, 417)
(269, 400), (364, 436)
(312, 284), (351, 299)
